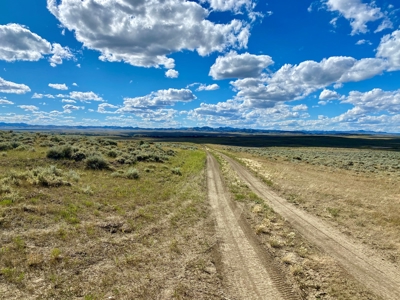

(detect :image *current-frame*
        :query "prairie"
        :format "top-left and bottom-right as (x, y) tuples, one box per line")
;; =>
(0, 131), (222, 299)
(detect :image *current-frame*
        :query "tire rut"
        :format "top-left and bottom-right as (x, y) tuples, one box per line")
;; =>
(207, 153), (301, 300)
(222, 153), (400, 300)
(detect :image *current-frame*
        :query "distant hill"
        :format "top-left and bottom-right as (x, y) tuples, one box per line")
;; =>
(0, 122), (398, 135)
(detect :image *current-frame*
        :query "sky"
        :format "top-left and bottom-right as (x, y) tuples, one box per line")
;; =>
(0, 0), (400, 132)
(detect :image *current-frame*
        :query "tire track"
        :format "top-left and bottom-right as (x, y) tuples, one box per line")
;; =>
(207, 153), (301, 300)
(222, 153), (400, 300)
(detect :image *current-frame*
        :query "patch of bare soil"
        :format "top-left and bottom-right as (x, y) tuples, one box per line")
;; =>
(207, 153), (301, 300)
(222, 153), (400, 300)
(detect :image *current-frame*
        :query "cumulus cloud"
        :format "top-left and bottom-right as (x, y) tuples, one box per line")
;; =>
(341, 88), (400, 114)
(49, 83), (68, 90)
(47, 0), (250, 69)
(376, 30), (400, 70)
(61, 99), (76, 103)
(49, 43), (74, 67)
(209, 51), (274, 79)
(0, 23), (74, 66)
(190, 100), (310, 127)
(355, 39), (371, 45)
(119, 88), (196, 112)
(63, 104), (84, 113)
(0, 77), (31, 94)
(0, 99), (14, 105)
(323, 0), (392, 35)
(231, 56), (389, 108)
(98, 103), (119, 113)
(32, 93), (55, 99)
(319, 89), (340, 100)
(72, 83), (78, 86)
(197, 83), (220, 91)
(292, 104), (308, 111)
(69, 91), (104, 102)
(18, 105), (39, 112)
(201, 0), (254, 12)
(165, 69), (179, 78)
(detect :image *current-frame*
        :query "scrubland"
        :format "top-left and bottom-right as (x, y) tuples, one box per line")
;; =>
(0, 131), (222, 299)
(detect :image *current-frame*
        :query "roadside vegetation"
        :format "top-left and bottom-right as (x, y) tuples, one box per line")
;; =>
(0, 131), (222, 299)
(210, 148), (381, 299)
(219, 144), (400, 267)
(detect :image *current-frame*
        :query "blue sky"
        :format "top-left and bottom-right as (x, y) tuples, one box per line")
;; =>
(1, 0), (400, 132)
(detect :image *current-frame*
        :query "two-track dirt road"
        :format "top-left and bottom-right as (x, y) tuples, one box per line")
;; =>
(207, 153), (301, 300)
(207, 151), (400, 300)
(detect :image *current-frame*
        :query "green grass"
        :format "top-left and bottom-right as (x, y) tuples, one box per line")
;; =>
(0, 131), (219, 299)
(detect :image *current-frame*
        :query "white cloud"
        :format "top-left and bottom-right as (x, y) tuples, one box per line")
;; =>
(320, 89), (340, 100)
(292, 104), (308, 111)
(341, 88), (400, 114)
(61, 99), (76, 103)
(63, 104), (84, 112)
(0, 99), (14, 105)
(69, 91), (104, 102)
(49, 43), (74, 67)
(165, 69), (179, 78)
(32, 93), (55, 99)
(119, 88), (196, 112)
(0, 77), (31, 94)
(98, 103), (119, 113)
(190, 101), (310, 127)
(376, 30), (400, 71)
(355, 39), (371, 45)
(197, 83), (220, 91)
(72, 83), (78, 86)
(18, 105), (39, 112)
(231, 56), (389, 108)
(209, 51), (274, 79)
(323, 0), (392, 35)
(47, 0), (250, 69)
(0, 23), (74, 66)
(49, 83), (68, 90)
(339, 58), (388, 82)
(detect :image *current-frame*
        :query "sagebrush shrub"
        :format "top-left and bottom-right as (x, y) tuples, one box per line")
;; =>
(85, 155), (109, 170)
(47, 145), (73, 160)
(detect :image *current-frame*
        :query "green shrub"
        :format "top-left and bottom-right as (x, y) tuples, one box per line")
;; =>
(85, 155), (109, 170)
(47, 145), (73, 160)
(126, 168), (139, 179)
(71, 151), (86, 161)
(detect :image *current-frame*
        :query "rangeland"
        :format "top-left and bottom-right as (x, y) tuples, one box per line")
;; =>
(1, 130), (399, 299)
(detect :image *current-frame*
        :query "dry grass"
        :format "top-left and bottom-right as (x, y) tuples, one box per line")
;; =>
(231, 147), (400, 264)
(0, 132), (223, 299)
(211, 148), (382, 300)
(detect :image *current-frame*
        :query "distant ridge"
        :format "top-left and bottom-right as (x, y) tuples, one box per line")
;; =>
(0, 122), (397, 135)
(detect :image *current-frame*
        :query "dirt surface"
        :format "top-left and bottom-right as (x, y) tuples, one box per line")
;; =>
(221, 153), (400, 300)
(207, 153), (301, 300)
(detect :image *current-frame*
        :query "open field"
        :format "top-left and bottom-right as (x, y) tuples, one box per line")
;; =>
(1, 130), (400, 299)
(0, 131), (223, 299)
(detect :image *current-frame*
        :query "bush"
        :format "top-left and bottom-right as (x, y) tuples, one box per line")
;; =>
(71, 151), (86, 162)
(85, 155), (109, 170)
(107, 150), (118, 158)
(47, 145), (73, 160)
(126, 168), (139, 179)
(0, 143), (12, 151)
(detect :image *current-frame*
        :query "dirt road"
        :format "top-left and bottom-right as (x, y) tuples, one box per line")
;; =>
(207, 154), (301, 300)
(220, 153), (400, 300)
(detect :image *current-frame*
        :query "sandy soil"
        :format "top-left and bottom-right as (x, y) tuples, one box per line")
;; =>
(207, 153), (301, 300)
